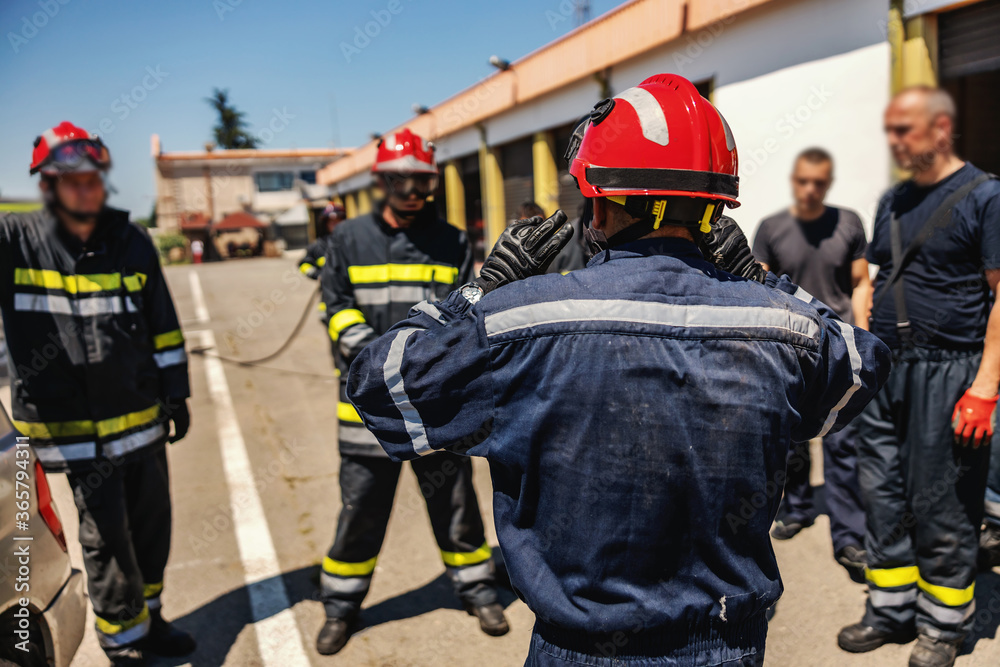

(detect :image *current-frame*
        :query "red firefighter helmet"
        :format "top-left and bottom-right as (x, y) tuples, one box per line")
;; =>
(569, 74), (739, 207)
(372, 128), (437, 174)
(30, 121), (111, 176)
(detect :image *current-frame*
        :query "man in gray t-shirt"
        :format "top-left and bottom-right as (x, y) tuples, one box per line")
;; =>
(752, 147), (872, 580)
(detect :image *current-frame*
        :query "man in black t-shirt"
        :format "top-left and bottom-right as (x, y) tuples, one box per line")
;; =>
(753, 148), (872, 581)
(837, 87), (1000, 667)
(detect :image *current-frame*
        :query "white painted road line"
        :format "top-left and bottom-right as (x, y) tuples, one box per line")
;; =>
(193, 273), (309, 666)
(189, 270), (210, 324)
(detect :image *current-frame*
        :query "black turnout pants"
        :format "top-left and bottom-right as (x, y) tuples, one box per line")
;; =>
(857, 348), (990, 642)
(66, 446), (172, 649)
(321, 452), (497, 619)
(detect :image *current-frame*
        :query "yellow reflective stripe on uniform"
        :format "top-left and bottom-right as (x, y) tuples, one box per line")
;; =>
(95, 605), (149, 635)
(347, 264), (459, 285)
(338, 402), (363, 423)
(14, 404), (160, 440)
(15, 268), (125, 293)
(918, 576), (975, 607)
(14, 418), (96, 438)
(317, 256), (326, 267)
(143, 581), (163, 598)
(95, 405), (161, 438)
(122, 273), (147, 291)
(154, 329), (184, 350)
(299, 263), (313, 275)
(329, 308), (366, 341)
(322, 556), (377, 577)
(866, 566), (919, 589)
(441, 542), (492, 567)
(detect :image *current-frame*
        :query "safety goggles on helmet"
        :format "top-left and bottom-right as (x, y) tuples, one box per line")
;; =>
(381, 172), (438, 199)
(37, 139), (111, 175)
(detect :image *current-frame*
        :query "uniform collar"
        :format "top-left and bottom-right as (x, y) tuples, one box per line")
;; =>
(587, 237), (704, 267)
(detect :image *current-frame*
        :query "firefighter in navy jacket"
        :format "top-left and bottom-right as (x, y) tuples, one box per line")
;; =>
(347, 77), (891, 666)
(0, 123), (195, 663)
(314, 129), (505, 655)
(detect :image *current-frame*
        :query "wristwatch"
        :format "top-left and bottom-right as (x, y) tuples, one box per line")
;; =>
(459, 282), (484, 305)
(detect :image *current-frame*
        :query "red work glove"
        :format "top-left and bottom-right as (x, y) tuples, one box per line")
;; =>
(952, 389), (998, 448)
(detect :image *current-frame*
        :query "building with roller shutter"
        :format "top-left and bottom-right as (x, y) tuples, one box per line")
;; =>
(317, 0), (1000, 261)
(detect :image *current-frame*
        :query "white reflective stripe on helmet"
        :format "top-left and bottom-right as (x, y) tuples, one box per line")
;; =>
(614, 87), (670, 147)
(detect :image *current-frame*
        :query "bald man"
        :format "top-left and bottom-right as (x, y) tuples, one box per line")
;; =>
(837, 87), (1000, 667)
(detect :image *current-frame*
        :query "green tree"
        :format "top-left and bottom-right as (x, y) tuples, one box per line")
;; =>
(205, 88), (259, 149)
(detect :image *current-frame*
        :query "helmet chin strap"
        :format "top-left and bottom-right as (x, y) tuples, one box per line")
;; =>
(43, 174), (106, 224)
(386, 196), (429, 225)
(585, 196), (721, 253)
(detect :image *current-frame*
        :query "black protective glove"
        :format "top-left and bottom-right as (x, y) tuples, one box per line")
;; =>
(166, 398), (191, 443)
(698, 216), (768, 283)
(476, 210), (574, 294)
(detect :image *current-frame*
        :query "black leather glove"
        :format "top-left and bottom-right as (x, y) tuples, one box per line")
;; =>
(166, 398), (190, 443)
(699, 216), (768, 283)
(476, 210), (574, 294)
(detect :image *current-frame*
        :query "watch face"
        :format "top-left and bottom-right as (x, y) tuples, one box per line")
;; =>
(461, 285), (483, 305)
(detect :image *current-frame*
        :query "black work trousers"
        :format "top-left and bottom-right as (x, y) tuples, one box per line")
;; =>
(857, 348), (990, 642)
(320, 452), (498, 619)
(66, 446), (172, 649)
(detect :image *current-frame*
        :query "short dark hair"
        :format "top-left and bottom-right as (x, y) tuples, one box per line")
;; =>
(517, 201), (545, 219)
(796, 147), (833, 166)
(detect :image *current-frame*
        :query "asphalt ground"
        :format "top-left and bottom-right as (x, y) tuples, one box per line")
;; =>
(4, 253), (998, 666)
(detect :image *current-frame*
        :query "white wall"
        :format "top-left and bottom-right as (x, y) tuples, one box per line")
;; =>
(611, 0), (892, 236)
(716, 42), (890, 237)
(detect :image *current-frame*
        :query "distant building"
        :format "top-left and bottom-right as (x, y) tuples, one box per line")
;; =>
(152, 134), (351, 248)
(317, 0), (1000, 260)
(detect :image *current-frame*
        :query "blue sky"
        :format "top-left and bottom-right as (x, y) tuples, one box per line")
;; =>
(0, 0), (618, 216)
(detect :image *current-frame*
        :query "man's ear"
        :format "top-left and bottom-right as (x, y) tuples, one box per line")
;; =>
(592, 197), (608, 232)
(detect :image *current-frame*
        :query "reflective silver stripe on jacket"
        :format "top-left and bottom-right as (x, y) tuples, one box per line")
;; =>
(817, 321), (863, 437)
(153, 347), (187, 369)
(102, 423), (167, 458)
(354, 285), (429, 306)
(382, 328), (432, 456)
(33, 442), (98, 464)
(14, 292), (138, 316)
(412, 300), (447, 324)
(483, 299), (821, 342)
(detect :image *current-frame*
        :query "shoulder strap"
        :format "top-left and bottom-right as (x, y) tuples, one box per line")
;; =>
(872, 172), (996, 330)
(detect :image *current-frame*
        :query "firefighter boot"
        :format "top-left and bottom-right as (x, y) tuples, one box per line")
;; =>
(979, 523), (1000, 571)
(144, 608), (196, 657)
(316, 617), (355, 655)
(908, 634), (962, 667)
(467, 602), (510, 637)
(838, 622), (916, 653)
